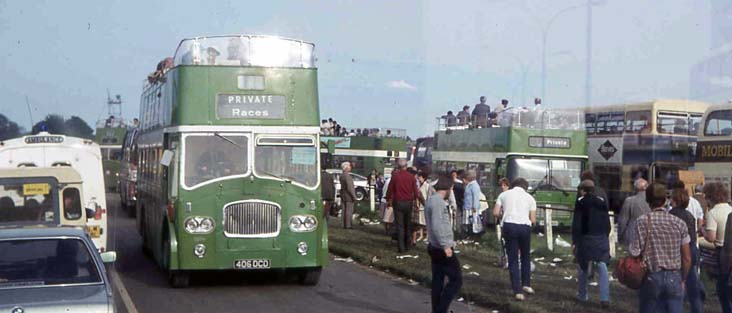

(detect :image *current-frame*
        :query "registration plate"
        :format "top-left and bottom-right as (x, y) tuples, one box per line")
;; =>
(233, 259), (271, 269)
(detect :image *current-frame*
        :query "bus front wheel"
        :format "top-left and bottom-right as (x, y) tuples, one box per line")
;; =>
(298, 267), (322, 286)
(163, 233), (190, 288)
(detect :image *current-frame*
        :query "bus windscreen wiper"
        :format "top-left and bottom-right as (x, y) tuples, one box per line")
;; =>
(214, 133), (242, 148)
(260, 170), (292, 183)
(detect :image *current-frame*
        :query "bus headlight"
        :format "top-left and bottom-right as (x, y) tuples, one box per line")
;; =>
(289, 215), (318, 232)
(184, 217), (215, 234)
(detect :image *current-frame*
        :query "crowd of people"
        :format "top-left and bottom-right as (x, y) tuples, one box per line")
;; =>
(441, 96), (542, 129)
(320, 117), (396, 137)
(321, 158), (732, 313)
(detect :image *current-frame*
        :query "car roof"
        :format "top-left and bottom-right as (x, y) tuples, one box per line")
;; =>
(0, 225), (87, 240)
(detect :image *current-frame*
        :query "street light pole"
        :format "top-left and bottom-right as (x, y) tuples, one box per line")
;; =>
(540, 4), (584, 104)
(585, 0), (593, 107)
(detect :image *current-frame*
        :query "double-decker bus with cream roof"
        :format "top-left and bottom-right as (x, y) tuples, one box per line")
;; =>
(136, 35), (326, 287)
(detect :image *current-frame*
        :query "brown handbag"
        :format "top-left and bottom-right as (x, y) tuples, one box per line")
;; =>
(614, 214), (652, 289)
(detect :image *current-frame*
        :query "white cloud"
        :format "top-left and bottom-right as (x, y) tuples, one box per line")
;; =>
(385, 80), (417, 91)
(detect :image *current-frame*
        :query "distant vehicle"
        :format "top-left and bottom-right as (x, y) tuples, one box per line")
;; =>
(585, 99), (710, 212)
(325, 169), (371, 202)
(432, 109), (588, 227)
(0, 132), (109, 251)
(119, 127), (139, 215)
(694, 104), (732, 199)
(94, 93), (129, 192)
(410, 137), (434, 173)
(320, 131), (407, 177)
(0, 225), (116, 312)
(136, 35), (326, 287)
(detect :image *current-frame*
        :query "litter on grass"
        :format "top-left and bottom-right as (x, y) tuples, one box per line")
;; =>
(538, 232), (545, 237)
(457, 297), (465, 302)
(590, 282), (599, 287)
(396, 255), (419, 259)
(549, 263), (557, 267)
(552, 258), (563, 263)
(534, 257), (545, 262)
(334, 257), (354, 263)
(555, 235), (572, 248)
(564, 276), (573, 280)
(468, 271), (480, 276)
(407, 279), (419, 286)
(462, 264), (472, 270)
(371, 256), (380, 263)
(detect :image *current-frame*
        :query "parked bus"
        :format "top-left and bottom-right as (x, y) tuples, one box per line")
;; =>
(0, 132), (109, 251)
(410, 136), (434, 173)
(320, 129), (407, 177)
(585, 99), (709, 212)
(432, 109), (587, 227)
(695, 104), (732, 200)
(119, 127), (140, 215)
(95, 118), (128, 193)
(136, 35), (326, 287)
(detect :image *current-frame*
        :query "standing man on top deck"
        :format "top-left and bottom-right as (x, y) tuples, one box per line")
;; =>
(471, 96), (491, 128)
(387, 159), (420, 253)
(457, 105), (471, 126)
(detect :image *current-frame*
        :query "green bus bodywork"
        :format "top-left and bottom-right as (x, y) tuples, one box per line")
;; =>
(320, 135), (407, 176)
(136, 36), (326, 287)
(95, 126), (127, 192)
(432, 112), (587, 226)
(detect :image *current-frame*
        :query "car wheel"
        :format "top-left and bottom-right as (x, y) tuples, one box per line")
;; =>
(355, 188), (366, 201)
(298, 267), (322, 286)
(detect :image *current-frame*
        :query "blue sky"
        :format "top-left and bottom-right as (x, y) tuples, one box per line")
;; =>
(0, 0), (711, 137)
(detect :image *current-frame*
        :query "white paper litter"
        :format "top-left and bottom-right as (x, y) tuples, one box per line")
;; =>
(407, 279), (419, 286)
(334, 257), (354, 263)
(457, 297), (465, 302)
(552, 258), (563, 263)
(455, 250), (461, 254)
(371, 256), (380, 263)
(468, 271), (480, 276)
(549, 263), (557, 267)
(564, 276), (573, 280)
(534, 257), (545, 262)
(555, 235), (572, 248)
(396, 255), (419, 259)
(590, 282), (599, 287)
(538, 232), (545, 237)
(462, 264), (472, 270)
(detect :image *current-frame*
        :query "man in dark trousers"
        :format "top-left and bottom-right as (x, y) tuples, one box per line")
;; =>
(387, 159), (420, 252)
(340, 162), (357, 229)
(471, 96), (491, 128)
(321, 168), (335, 222)
(426, 175), (462, 313)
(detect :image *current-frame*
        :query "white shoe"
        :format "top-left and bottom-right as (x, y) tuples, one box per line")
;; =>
(515, 294), (525, 301)
(522, 286), (535, 295)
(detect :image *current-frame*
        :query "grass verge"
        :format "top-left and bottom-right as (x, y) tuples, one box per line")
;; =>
(328, 214), (723, 313)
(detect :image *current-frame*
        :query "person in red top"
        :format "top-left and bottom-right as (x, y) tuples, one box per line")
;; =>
(387, 159), (420, 252)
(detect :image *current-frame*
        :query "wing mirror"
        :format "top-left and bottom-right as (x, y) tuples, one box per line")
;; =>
(100, 251), (117, 263)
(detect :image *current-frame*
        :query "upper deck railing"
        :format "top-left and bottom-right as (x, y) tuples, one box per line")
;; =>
(173, 35), (316, 68)
(320, 127), (407, 139)
(436, 108), (584, 132)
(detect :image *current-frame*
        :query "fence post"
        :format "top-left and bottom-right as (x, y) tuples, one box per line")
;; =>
(369, 184), (376, 212)
(545, 207), (554, 251)
(609, 211), (617, 258)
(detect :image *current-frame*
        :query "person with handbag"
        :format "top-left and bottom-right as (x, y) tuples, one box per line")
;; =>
(628, 183), (691, 313)
(703, 182), (732, 313)
(462, 170), (483, 239)
(493, 177), (536, 301)
(572, 180), (611, 307)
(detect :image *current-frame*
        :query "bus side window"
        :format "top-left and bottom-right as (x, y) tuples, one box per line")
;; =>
(62, 188), (82, 220)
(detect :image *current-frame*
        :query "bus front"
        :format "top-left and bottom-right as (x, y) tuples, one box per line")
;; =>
(504, 109), (588, 227)
(158, 36), (326, 286)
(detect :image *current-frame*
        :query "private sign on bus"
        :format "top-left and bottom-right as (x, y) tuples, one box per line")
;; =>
(0, 132), (109, 251)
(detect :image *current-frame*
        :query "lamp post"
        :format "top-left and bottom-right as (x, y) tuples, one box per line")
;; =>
(541, 0), (603, 105)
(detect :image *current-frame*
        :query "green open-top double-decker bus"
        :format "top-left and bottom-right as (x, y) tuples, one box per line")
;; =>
(320, 130), (407, 177)
(136, 35), (326, 287)
(432, 109), (587, 226)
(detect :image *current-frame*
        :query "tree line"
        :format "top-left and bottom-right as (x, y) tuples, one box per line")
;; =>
(0, 114), (94, 141)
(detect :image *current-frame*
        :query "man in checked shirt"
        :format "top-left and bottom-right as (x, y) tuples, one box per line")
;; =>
(629, 183), (692, 313)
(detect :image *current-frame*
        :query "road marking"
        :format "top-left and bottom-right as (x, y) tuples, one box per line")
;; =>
(110, 268), (139, 313)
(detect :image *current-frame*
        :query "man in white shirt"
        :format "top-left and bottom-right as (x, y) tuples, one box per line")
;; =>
(492, 178), (536, 301)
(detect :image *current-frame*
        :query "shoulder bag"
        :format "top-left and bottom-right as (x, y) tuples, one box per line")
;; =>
(614, 214), (651, 289)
